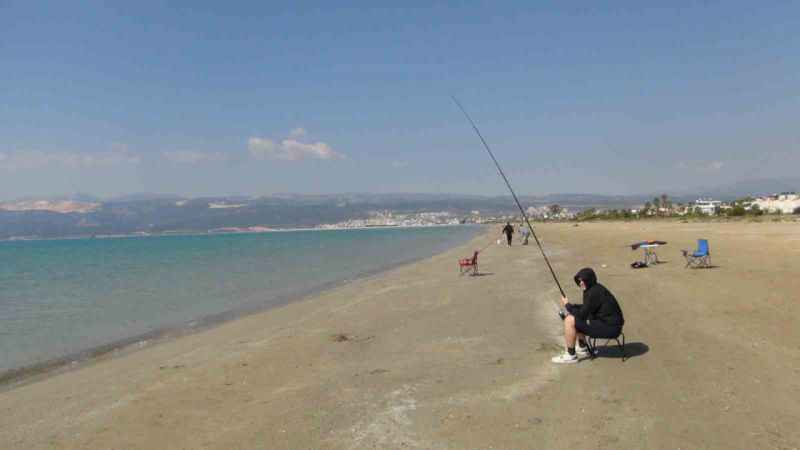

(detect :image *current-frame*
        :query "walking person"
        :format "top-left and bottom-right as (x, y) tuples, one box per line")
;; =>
(519, 224), (530, 245)
(501, 222), (514, 246)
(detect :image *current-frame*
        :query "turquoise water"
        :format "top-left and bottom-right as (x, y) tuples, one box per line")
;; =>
(0, 226), (479, 373)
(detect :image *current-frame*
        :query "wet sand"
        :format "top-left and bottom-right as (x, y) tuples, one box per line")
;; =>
(1, 221), (799, 449)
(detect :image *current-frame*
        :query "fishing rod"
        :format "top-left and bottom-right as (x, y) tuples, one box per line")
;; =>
(452, 97), (566, 304)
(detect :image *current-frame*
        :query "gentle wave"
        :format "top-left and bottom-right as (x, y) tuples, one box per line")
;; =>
(0, 226), (481, 377)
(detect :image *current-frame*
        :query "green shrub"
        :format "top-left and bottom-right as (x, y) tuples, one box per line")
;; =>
(728, 206), (746, 216)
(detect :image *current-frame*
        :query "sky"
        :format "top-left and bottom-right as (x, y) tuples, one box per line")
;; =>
(2, 1), (799, 200)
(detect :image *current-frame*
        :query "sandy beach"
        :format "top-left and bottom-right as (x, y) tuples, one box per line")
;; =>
(2, 220), (799, 449)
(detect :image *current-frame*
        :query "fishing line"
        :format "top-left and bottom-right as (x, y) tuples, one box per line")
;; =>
(477, 238), (497, 253)
(451, 96), (567, 314)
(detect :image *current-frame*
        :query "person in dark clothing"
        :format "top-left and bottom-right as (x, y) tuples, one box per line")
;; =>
(501, 222), (514, 246)
(551, 267), (625, 364)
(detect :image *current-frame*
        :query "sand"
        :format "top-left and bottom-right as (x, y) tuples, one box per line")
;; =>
(1, 221), (799, 449)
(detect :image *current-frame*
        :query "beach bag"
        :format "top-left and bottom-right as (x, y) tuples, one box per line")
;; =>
(630, 261), (648, 269)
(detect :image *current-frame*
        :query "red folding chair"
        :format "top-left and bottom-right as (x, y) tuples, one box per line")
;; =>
(459, 251), (479, 276)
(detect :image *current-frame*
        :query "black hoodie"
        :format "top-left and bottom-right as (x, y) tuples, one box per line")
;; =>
(568, 268), (625, 327)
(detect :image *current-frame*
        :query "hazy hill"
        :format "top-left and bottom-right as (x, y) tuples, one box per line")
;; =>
(688, 177), (800, 200)
(2, 180), (796, 239)
(0, 192), (640, 239)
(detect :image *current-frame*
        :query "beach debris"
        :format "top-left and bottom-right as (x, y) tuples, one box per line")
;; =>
(330, 333), (374, 343)
(331, 333), (351, 342)
(369, 368), (389, 375)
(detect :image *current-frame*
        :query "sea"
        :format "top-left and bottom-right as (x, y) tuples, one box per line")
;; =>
(0, 226), (481, 377)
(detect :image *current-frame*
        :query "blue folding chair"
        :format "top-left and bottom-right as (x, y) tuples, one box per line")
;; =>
(682, 239), (711, 268)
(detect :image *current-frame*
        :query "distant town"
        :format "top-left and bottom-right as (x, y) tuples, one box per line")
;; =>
(1, 191), (798, 240)
(540, 192), (800, 222)
(322, 192), (800, 227)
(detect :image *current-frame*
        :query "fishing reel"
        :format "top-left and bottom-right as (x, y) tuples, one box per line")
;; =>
(558, 310), (567, 320)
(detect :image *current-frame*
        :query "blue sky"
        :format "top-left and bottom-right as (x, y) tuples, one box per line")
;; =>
(2, 1), (799, 199)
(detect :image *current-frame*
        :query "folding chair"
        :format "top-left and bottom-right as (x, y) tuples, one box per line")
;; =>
(682, 239), (711, 268)
(458, 251), (479, 276)
(586, 331), (627, 362)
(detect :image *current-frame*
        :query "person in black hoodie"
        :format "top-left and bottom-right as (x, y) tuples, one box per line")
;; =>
(551, 267), (625, 364)
(501, 222), (514, 246)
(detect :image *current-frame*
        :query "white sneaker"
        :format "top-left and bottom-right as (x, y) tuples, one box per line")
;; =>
(576, 345), (591, 357)
(551, 351), (578, 364)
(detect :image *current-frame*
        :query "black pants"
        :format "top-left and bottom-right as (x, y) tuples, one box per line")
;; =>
(505, 234), (512, 245)
(574, 317), (622, 339)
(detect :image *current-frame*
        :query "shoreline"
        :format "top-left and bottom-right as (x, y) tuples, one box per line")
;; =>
(0, 222), (473, 243)
(0, 225), (485, 390)
(3, 221), (799, 449)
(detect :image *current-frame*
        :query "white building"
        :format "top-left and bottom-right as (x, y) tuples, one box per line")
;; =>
(694, 198), (722, 215)
(753, 193), (800, 214)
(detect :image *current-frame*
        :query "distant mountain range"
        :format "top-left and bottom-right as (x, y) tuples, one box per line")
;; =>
(0, 193), (634, 239)
(1, 177), (796, 239)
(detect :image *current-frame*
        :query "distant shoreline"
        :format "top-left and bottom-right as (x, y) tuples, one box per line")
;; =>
(7, 214), (799, 244)
(0, 222), (471, 244)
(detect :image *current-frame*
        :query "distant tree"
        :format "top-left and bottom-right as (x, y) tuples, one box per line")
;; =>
(729, 206), (746, 217)
(660, 194), (670, 215)
(577, 208), (597, 221)
(794, 206), (800, 215)
(548, 204), (562, 216)
(748, 204), (764, 216)
(643, 201), (652, 214)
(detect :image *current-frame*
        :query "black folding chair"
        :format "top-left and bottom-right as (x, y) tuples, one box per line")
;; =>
(586, 332), (626, 362)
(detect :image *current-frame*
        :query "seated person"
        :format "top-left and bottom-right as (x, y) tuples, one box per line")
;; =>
(552, 267), (625, 364)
